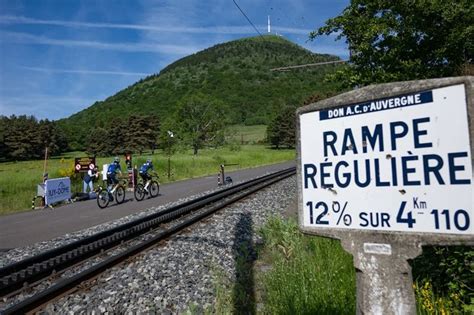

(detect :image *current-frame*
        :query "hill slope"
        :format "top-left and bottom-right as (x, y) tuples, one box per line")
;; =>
(59, 35), (341, 147)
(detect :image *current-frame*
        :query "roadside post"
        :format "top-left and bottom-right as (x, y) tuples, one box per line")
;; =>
(297, 77), (473, 314)
(125, 154), (134, 189)
(219, 164), (225, 186)
(217, 164), (238, 186)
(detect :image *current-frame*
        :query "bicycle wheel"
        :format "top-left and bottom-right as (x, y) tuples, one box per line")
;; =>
(97, 188), (110, 209)
(115, 185), (126, 204)
(149, 181), (159, 198)
(134, 183), (146, 201)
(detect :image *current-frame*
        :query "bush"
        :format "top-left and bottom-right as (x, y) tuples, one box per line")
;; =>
(411, 246), (473, 313)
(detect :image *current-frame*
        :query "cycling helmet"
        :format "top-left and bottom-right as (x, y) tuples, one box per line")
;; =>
(146, 158), (153, 164)
(114, 156), (120, 163)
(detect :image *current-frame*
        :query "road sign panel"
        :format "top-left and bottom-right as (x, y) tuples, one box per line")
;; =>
(74, 157), (96, 173)
(299, 84), (473, 235)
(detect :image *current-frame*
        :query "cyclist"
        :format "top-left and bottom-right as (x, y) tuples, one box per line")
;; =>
(107, 157), (122, 196)
(139, 159), (156, 193)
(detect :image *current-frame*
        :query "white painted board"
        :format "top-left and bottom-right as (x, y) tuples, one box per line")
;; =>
(44, 177), (71, 205)
(300, 84), (473, 235)
(103, 164), (109, 181)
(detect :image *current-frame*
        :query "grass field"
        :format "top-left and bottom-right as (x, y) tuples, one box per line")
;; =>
(227, 125), (267, 144)
(0, 144), (294, 215)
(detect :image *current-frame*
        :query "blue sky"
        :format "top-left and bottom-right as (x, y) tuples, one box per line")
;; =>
(0, 0), (349, 120)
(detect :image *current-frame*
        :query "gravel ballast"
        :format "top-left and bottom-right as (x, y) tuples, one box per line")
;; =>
(2, 175), (297, 313)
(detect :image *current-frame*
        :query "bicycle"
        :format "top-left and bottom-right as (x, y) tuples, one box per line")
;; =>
(96, 178), (127, 209)
(134, 173), (160, 201)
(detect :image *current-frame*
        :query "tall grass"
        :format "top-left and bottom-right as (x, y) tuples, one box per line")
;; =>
(0, 145), (294, 215)
(258, 217), (356, 314)
(208, 217), (356, 314)
(207, 216), (470, 314)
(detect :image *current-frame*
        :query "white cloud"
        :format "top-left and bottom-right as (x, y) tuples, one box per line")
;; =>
(21, 66), (151, 76)
(0, 30), (201, 55)
(0, 15), (315, 35)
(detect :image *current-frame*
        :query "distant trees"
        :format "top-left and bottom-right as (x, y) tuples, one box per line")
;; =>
(267, 106), (296, 149)
(302, 91), (338, 106)
(266, 93), (338, 149)
(85, 127), (109, 156)
(0, 115), (68, 161)
(85, 115), (160, 156)
(122, 115), (160, 155)
(173, 94), (228, 155)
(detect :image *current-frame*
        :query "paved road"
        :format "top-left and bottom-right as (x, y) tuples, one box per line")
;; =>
(0, 161), (295, 249)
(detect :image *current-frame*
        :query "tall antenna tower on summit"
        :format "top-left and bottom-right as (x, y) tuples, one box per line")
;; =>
(267, 15), (271, 33)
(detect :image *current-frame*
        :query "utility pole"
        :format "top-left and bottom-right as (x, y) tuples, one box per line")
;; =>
(43, 147), (48, 181)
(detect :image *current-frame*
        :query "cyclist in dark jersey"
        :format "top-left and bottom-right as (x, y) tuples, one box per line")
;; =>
(139, 159), (155, 192)
(107, 157), (122, 191)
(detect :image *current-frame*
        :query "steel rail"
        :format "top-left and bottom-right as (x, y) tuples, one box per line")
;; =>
(0, 167), (295, 302)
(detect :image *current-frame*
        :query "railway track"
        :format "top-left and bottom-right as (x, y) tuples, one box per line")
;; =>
(0, 167), (296, 314)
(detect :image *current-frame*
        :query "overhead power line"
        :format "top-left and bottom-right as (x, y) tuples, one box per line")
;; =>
(232, 0), (264, 39)
(270, 60), (348, 71)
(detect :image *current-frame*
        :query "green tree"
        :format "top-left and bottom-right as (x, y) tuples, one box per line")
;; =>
(123, 115), (160, 155)
(0, 117), (6, 161)
(174, 94), (228, 155)
(159, 119), (178, 156)
(311, 0), (473, 86)
(36, 119), (68, 157)
(86, 127), (110, 156)
(0, 115), (68, 160)
(267, 106), (296, 149)
(3, 115), (38, 160)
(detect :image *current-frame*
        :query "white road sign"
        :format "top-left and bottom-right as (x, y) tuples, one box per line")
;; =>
(300, 84), (473, 235)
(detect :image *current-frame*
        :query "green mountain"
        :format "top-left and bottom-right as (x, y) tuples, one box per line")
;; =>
(59, 35), (341, 148)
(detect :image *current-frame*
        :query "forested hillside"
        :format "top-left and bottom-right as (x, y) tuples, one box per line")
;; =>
(59, 35), (341, 149)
